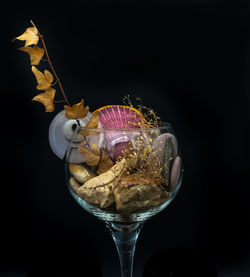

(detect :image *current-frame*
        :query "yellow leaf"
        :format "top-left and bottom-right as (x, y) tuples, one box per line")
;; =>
(44, 69), (54, 84)
(97, 149), (114, 175)
(32, 88), (56, 112)
(13, 27), (39, 47)
(64, 99), (89, 119)
(31, 66), (54, 90)
(79, 112), (100, 136)
(78, 143), (114, 174)
(78, 144), (100, 166)
(19, 46), (44, 65)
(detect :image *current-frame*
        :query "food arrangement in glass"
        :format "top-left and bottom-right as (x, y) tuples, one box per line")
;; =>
(14, 21), (183, 277)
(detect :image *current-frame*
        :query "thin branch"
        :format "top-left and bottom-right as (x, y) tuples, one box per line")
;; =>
(51, 79), (58, 86)
(30, 20), (71, 107)
(53, 99), (67, 103)
(30, 20), (81, 127)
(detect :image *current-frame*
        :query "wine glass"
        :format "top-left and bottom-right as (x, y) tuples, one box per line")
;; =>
(64, 123), (182, 277)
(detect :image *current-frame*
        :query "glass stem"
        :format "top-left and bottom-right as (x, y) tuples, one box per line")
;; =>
(106, 222), (143, 277)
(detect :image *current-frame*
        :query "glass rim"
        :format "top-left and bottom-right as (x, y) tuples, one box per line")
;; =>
(75, 121), (172, 132)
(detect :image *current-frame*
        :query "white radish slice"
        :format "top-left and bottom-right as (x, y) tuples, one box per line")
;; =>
(48, 110), (103, 162)
(170, 156), (182, 190)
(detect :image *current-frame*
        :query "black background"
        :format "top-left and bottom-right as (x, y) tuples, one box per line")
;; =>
(1, 0), (249, 276)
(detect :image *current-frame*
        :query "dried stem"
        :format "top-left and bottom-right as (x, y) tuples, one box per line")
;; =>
(30, 20), (81, 126)
(30, 20), (71, 107)
(53, 99), (67, 104)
